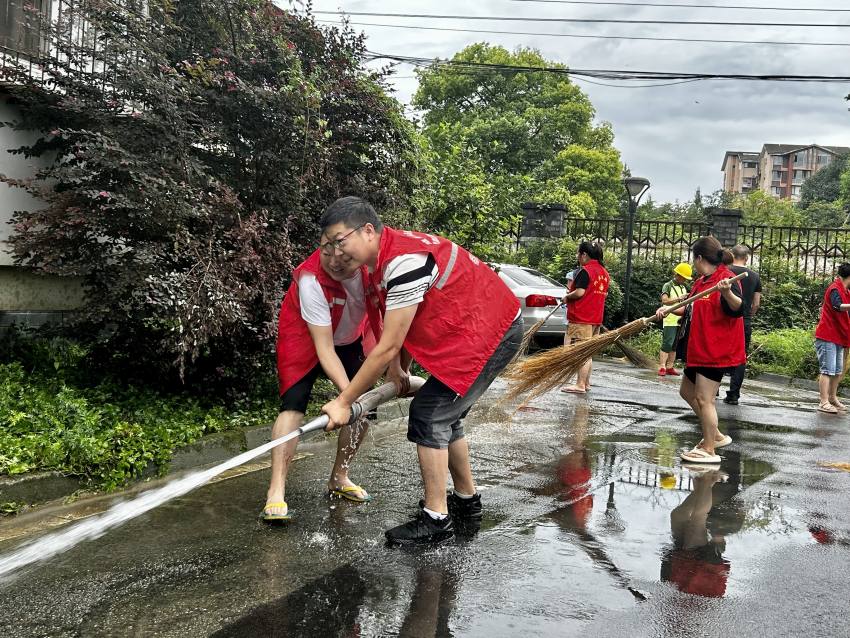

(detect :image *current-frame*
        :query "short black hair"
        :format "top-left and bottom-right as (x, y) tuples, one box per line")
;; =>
(838, 263), (850, 278)
(731, 244), (750, 260)
(319, 196), (383, 232)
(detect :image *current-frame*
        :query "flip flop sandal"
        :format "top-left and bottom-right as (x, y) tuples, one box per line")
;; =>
(560, 386), (587, 395)
(680, 447), (721, 464)
(260, 501), (292, 523)
(818, 403), (840, 414)
(328, 485), (372, 503)
(699, 434), (733, 449)
(829, 402), (848, 412)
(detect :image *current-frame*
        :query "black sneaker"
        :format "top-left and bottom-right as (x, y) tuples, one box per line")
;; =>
(448, 492), (483, 521)
(385, 510), (454, 546)
(723, 395), (739, 405)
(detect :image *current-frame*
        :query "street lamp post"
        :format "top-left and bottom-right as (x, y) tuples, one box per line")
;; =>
(622, 176), (651, 322)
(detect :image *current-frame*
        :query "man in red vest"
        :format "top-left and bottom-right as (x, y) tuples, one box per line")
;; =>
(319, 196), (523, 545)
(262, 243), (382, 523)
(561, 241), (610, 394)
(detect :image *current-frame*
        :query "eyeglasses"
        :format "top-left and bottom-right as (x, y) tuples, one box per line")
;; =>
(320, 224), (364, 256)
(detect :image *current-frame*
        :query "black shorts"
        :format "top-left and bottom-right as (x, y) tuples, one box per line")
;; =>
(279, 339), (365, 414)
(684, 366), (728, 384)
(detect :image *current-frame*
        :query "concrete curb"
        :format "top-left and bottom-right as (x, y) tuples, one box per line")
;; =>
(753, 371), (850, 397)
(0, 397), (412, 510)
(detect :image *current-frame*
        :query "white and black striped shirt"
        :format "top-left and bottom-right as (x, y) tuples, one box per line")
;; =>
(382, 252), (439, 311)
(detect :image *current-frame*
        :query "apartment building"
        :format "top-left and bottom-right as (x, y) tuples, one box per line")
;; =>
(721, 151), (760, 195)
(722, 144), (850, 202)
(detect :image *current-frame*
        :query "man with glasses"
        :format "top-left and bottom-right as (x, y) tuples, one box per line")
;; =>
(319, 196), (523, 545)
(261, 232), (383, 523)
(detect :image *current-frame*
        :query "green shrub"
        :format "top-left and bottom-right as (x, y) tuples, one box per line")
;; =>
(748, 328), (818, 380)
(0, 359), (278, 491)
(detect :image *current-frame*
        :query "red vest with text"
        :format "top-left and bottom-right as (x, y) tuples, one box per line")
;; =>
(685, 264), (746, 368)
(815, 278), (850, 347)
(365, 227), (520, 397)
(276, 250), (378, 395)
(567, 259), (610, 325)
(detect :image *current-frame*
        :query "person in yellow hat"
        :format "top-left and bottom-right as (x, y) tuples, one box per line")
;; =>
(658, 263), (692, 376)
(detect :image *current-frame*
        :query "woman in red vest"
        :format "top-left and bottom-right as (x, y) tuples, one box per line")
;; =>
(656, 236), (745, 465)
(813, 263), (850, 413)
(562, 241), (610, 394)
(262, 245), (382, 523)
(318, 196), (523, 545)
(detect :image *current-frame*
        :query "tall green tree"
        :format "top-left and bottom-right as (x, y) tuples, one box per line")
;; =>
(412, 44), (622, 254)
(1, 0), (417, 387)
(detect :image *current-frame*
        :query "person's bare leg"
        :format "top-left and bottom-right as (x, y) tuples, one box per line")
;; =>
(579, 358), (593, 388)
(418, 445), (450, 514)
(448, 437), (475, 496)
(693, 375), (722, 455)
(265, 410), (304, 516)
(328, 421), (371, 499)
(665, 351), (676, 369)
(828, 375), (845, 409)
(818, 374), (832, 408)
(679, 374), (699, 416)
(659, 350), (667, 370)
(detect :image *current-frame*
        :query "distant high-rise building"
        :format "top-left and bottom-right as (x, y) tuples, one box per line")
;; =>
(722, 144), (849, 202)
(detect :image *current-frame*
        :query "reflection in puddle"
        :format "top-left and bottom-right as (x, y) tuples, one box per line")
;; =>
(524, 409), (790, 602)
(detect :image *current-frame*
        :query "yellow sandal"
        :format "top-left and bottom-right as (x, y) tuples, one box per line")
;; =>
(260, 501), (292, 522)
(328, 485), (372, 503)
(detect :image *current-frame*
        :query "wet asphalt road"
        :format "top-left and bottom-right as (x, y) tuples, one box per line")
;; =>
(1, 360), (850, 637)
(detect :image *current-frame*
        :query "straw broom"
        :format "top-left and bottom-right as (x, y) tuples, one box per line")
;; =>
(503, 271), (748, 404)
(599, 325), (656, 370)
(511, 303), (565, 364)
(511, 304), (655, 370)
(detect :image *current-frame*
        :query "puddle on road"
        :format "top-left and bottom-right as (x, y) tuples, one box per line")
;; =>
(514, 429), (823, 606)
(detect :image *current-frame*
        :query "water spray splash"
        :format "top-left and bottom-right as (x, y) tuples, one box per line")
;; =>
(0, 379), (422, 584)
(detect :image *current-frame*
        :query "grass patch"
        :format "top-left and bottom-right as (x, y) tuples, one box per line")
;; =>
(0, 360), (279, 492)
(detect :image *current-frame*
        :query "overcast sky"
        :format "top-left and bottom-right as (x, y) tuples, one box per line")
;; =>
(295, 0), (850, 203)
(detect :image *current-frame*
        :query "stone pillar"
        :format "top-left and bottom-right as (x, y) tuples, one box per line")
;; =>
(708, 207), (742, 248)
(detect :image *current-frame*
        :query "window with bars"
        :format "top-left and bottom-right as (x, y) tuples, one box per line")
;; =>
(0, 0), (51, 58)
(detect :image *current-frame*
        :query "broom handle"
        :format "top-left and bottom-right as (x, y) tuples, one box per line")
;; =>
(648, 271), (748, 322)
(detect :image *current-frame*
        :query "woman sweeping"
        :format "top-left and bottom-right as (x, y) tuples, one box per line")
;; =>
(656, 237), (745, 464)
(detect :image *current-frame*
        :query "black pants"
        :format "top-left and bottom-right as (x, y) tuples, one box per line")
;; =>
(727, 319), (752, 399)
(279, 339), (365, 413)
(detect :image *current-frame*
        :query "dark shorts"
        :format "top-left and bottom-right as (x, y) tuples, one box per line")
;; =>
(684, 366), (729, 384)
(661, 325), (678, 353)
(280, 339), (365, 414)
(407, 317), (524, 449)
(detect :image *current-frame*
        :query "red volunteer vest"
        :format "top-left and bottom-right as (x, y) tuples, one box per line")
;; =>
(276, 250), (378, 395)
(685, 264), (746, 368)
(567, 259), (610, 325)
(814, 278), (850, 348)
(365, 227), (520, 397)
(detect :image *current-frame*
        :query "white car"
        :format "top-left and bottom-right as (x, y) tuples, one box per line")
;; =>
(495, 263), (567, 343)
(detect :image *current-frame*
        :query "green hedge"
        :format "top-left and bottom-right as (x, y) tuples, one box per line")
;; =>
(0, 334), (279, 491)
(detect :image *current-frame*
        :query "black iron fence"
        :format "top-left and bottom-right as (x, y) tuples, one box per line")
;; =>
(554, 217), (710, 263)
(523, 212), (850, 282)
(738, 224), (850, 281)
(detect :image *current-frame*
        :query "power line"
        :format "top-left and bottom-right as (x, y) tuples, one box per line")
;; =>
(365, 50), (850, 84)
(317, 19), (850, 47)
(314, 10), (850, 28)
(507, 0), (850, 13)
